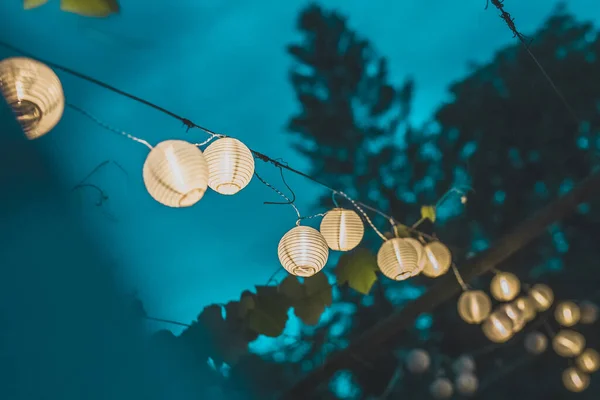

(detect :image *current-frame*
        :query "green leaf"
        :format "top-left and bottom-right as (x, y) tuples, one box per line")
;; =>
(392, 224), (411, 238)
(294, 297), (326, 325)
(303, 273), (333, 307)
(279, 275), (305, 301)
(24, 0), (48, 9)
(247, 286), (291, 337)
(420, 205), (436, 223)
(335, 248), (378, 295)
(60, 0), (119, 17)
(278, 274), (332, 326)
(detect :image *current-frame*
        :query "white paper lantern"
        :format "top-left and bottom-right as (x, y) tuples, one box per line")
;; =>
(576, 349), (600, 373)
(562, 367), (590, 393)
(529, 284), (554, 311)
(580, 301), (598, 324)
(554, 301), (581, 327)
(278, 226), (329, 277)
(453, 355), (476, 374)
(482, 312), (513, 343)
(490, 272), (520, 302)
(319, 208), (364, 251)
(204, 137), (254, 195)
(552, 330), (585, 357)
(498, 303), (525, 332)
(377, 238), (419, 281)
(404, 238), (427, 277)
(143, 140), (209, 207)
(524, 331), (548, 355)
(406, 349), (430, 373)
(0, 57), (64, 140)
(457, 290), (492, 324)
(430, 378), (453, 399)
(456, 372), (478, 396)
(422, 241), (452, 278)
(514, 296), (536, 322)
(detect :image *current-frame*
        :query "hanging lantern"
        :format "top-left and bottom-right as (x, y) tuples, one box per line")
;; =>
(0, 57), (64, 140)
(404, 238), (427, 277)
(377, 238), (419, 281)
(562, 367), (590, 393)
(319, 208), (364, 251)
(457, 290), (492, 324)
(430, 378), (453, 399)
(576, 349), (600, 373)
(405, 349), (430, 373)
(580, 301), (598, 324)
(203, 137), (254, 195)
(278, 226), (329, 277)
(490, 272), (520, 302)
(529, 284), (554, 311)
(554, 301), (581, 327)
(524, 331), (548, 355)
(422, 241), (452, 278)
(143, 140), (209, 207)
(552, 330), (585, 357)
(452, 355), (476, 374)
(498, 303), (525, 332)
(514, 296), (536, 322)
(455, 372), (478, 396)
(482, 311), (513, 343)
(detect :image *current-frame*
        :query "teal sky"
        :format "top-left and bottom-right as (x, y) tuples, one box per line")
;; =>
(1, 0), (598, 331)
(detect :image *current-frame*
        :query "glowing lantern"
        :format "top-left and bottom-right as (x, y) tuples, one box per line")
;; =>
(580, 301), (598, 324)
(524, 331), (548, 355)
(319, 208), (364, 251)
(498, 303), (525, 332)
(377, 238), (419, 281)
(514, 296), (536, 322)
(576, 349), (600, 373)
(529, 284), (554, 311)
(404, 238), (428, 276)
(453, 355), (476, 374)
(482, 312), (513, 343)
(143, 140), (208, 207)
(490, 272), (520, 302)
(457, 290), (492, 324)
(0, 57), (64, 140)
(422, 241), (452, 278)
(405, 349), (430, 373)
(562, 367), (590, 393)
(278, 226), (329, 277)
(204, 137), (254, 195)
(554, 301), (581, 327)
(455, 372), (478, 396)
(430, 378), (453, 399)
(552, 330), (585, 357)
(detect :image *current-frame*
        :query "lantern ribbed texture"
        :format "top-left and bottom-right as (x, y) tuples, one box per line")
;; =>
(404, 238), (427, 277)
(143, 140), (208, 208)
(553, 330), (585, 357)
(422, 241), (452, 278)
(490, 272), (521, 302)
(377, 238), (419, 281)
(529, 284), (554, 311)
(0, 57), (64, 140)
(482, 312), (513, 343)
(320, 208), (364, 251)
(498, 303), (525, 332)
(515, 296), (536, 322)
(576, 349), (600, 373)
(554, 301), (581, 327)
(278, 226), (329, 277)
(204, 137), (254, 195)
(562, 367), (590, 392)
(457, 290), (492, 324)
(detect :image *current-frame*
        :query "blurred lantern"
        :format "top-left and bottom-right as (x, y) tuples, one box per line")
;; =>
(204, 137), (254, 195)
(562, 367), (590, 393)
(498, 303), (525, 332)
(422, 241), (452, 278)
(430, 378), (453, 399)
(404, 238), (427, 277)
(490, 272), (520, 302)
(278, 226), (329, 277)
(405, 349), (430, 373)
(552, 330), (585, 357)
(453, 355), (476, 374)
(482, 312), (514, 343)
(0, 57), (64, 140)
(580, 301), (598, 324)
(576, 349), (600, 373)
(377, 238), (419, 281)
(319, 208), (364, 251)
(524, 331), (548, 355)
(554, 301), (581, 327)
(143, 140), (209, 207)
(514, 296), (536, 322)
(529, 284), (554, 311)
(455, 372), (478, 396)
(457, 290), (492, 324)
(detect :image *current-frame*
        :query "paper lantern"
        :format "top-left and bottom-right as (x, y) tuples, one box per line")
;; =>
(554, 301), (581, 327)
(490, 272), (520, 302)
(457, 290), (492, 324)
(422, 241), (452, 278)
(529, 284), (554, 311)
(430, 378), (453, 399)
(552, 330), (585, 357)
(204, 137), (254, 195)
(482, 312), (513, 343)
(580, 301), (598, 324)
(319, 208), (364, 251)
(377, 238), (419, 281)
(455, 372), (478, 396)
(514, 296), (536, 322)
(404, 238), (427, 277)
(562, 367), (590, 393)
(143, 140), (209, 207)
(406, 349), (430, 373)
(0, 57), (64, 140)
(524, 331), (548, 355)
(453, 355), (476, 374)
(498, 303), (525, 332)
(576, 349), (600, 373)
(278, 226), (329, 277)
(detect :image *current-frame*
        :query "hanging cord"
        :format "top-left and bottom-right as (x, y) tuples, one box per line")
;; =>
(254, 170), (302, 224)
(451, 263), (470, 291)
(335, 191), (387, 241)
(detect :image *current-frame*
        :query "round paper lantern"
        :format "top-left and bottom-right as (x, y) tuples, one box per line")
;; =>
(404, 238), (427, 277)
(453, 355), (476, 374)
(529, 284), (554, 311)
(278, 226), (329, 277)
(422, 241), (452, 278)
(562, 367), (590, 393)
(524, 331), (548, 355)
(319, 208), (364, 251)
(490, 272), (520, 302)
(204, 137), (254, 195)
(143, 140), (209, 207)
(405, 349), (430, 373)
(552, 330), (585, 357)
(580, 301), (598, 324)
(457, 290), (492, 324)
(482, 312), (514, 343)
(430, 378), (453, 399)
(555, 301), (581, 327)
(456, 372), (478, 396)
(0, 57), (64, 140)
(498, 303), (525, 332)
(576, 349), (600, 373)
(377, 238), (419, 281)
(514, 296), (536, 322)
